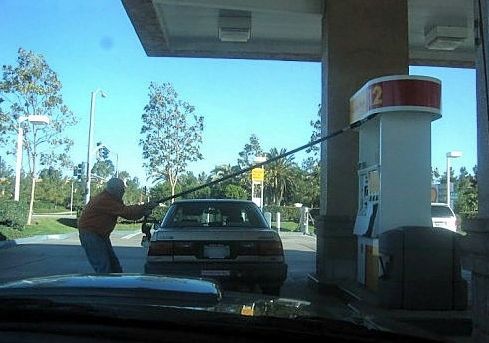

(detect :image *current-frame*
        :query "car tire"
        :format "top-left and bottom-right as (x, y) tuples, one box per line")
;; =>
(261, 285), (281, 296)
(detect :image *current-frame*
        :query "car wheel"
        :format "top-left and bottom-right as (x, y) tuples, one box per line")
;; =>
(261, 285), (281, 296)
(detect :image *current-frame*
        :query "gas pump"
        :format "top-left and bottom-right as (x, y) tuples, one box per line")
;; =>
(350, 75), (441, 290)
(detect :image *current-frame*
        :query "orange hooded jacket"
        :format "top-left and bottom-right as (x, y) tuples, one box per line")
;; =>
(78, 190), (146, 236)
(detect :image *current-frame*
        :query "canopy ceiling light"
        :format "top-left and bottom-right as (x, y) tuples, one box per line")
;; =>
(425, 26), (467, 51)
(218, 10), (251, 43)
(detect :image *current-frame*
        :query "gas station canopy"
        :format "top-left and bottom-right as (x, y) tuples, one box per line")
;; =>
(122, 0), (474, 67)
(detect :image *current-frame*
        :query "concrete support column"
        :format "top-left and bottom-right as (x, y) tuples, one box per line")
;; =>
(317, 0), (408, 282)
(475, 0), (489, 217)
(460, 1), (489, 341)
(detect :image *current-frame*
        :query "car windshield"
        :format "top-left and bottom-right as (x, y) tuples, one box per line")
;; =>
(0, 0), (483, 341)
(163, 202), (268, 228)
(431, 205), (454, 218)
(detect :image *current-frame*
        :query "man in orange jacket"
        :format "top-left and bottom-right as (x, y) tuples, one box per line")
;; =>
(78, 178), (157, 273)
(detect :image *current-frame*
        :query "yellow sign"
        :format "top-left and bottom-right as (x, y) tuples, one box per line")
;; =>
(251, 168), (264, 182)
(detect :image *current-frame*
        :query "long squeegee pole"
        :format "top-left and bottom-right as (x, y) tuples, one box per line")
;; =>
(153, 115), (374, 204)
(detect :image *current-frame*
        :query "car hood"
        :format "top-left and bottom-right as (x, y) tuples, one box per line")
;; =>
(0, 274), (435, 341)
(0, 273), (310, 318)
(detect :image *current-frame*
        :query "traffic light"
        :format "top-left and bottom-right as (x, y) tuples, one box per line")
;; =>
(74, 163), (84, 180)
(101, 147), (109, 159)
(96, 142), (110, 160)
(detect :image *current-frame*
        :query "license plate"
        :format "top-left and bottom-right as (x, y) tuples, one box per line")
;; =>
(203, 244), (230, 259)
(201, 270), (230, 276)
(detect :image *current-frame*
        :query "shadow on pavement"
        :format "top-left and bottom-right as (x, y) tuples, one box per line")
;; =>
(284, 249), (316, 261)
(0, 244), (146, 284)
(57, 218), (78, 228)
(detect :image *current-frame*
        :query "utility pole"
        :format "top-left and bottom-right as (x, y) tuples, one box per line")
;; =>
(70, 179), (74, 215)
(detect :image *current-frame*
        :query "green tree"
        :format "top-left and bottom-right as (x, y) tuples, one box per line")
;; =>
(150, 181), (177, 206)
(91, 159), (115, 180)
(439, 168), (456, 184)
(70, 179), (85, 211)
(238, 134), (263, 169)
(0, 48), (77, 224)
(237, 134), (264, 194)
(306, 104), (321, 162)
(0, 156), (13, 178)
(290, 162), (320, 208)
(293, 104), (321, 208)
(140, 82), (204, 199)
(454, 166), (478, 214)
(125, 179), (142, 204)
(265, 147), (296, 206)
(148, 172), (210, 204)
(432, 167), (441, 183)
(179, 171), (210, 199)
(209, 164), (241, 198)
(0, 156), (13, 198)
(223, 184), (247, 200)
(36, 167), (68, 208)
(116, 171), (144, 204)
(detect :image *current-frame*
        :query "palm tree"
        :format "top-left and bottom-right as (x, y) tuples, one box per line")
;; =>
(209, 164), (242, 198)
(265, 148), (296, 206)
(210, 164), (235, 181)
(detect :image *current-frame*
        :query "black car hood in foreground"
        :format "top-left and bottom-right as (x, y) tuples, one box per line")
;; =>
(0, 274), (436, 342)
(0, 273), (309, 318)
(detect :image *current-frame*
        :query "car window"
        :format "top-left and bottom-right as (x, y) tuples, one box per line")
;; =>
(163, 203), (268, 228)
(431, 205), (454, 218)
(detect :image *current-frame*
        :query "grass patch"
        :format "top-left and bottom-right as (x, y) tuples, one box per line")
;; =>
(273, 221), (299, 231)
(0, 217), (141, 240)
(115, 223), (141, 231)
(0, 217), (76, 240)
(33, 208), (72, 214)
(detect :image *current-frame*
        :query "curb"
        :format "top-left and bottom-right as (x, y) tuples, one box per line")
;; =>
(0, 232), (77, 250)
(278, 231), (316, 239)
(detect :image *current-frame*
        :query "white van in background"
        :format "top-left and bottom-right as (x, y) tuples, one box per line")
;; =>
(431, 203), (458, 232)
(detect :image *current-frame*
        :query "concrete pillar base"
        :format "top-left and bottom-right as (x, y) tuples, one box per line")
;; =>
(316, 215), (356, 282)
(460, 217), (489, 342)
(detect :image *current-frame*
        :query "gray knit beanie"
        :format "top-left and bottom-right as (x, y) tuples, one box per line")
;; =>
(106, 178), (126, 200)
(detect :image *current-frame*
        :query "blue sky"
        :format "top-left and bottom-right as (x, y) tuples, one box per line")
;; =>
(0, 0), (477, 186)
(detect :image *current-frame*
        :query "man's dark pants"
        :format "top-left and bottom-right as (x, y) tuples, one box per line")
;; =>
(79, 229), (122, 273)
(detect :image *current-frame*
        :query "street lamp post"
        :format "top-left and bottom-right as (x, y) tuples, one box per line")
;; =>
(70, 179), (74, 215)
(85, 89), (107, 204)
(446, 151), (463, 208)
(14, 115), (50, 201)
(14, 117), (27, 201)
